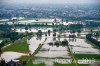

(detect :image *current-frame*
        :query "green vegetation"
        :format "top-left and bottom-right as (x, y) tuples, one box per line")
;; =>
(77, 64), (89, 66)
(74, 54), (100, 59)
(54, 63), (75, 66)
(26, 60), (45, 66)
(16, 55), (36, 61)
(68, 24), (83, 30)
(16, 56), (30, 61)
(26, 44), (44, 64)
(0, 32), (26, 42)
(0, 38), (11, 42)
(86, 34), (100, 48)
(26, 60), (34, 66)
(54, 63), (89, 66)
(79, 37), (85, 39)
(95, 36), (100, 38)
(2, 39), (29, 53)
(85, 38), (98, 49)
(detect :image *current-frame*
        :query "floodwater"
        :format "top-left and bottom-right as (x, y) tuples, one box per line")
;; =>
(33, 37), (71, 66)
(0, 52), (27, 62)
(1, 31), (100, 65)
(69, 38), (100, 54)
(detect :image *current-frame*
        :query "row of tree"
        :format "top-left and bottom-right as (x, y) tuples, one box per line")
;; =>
(86, 34), (100, 48)
(0, 31), (33, 49)
(48, 39), (68, 47)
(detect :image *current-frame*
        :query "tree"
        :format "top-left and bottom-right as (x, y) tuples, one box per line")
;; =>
(48, 42), (53, 46)
(70, 30), (75, 34)
(0, 44), (2, 56)
(90, 29), (93, 33)
(86, 34), (100, 48)
(77, 30), (81, 36)
(54, 18), (57, 23)
(45, 32), (47, 37)
(59, 26), (66, 33)
(53, 32), (56, 37)
(53, 29), (57, 33)
(28, 24), (31, 31)
(37, 30), (42, 40)
(25, 27), (28, 30)
(62, 39), (68, 46)
(48, 30), (51, 36)
(61, 18), (64, 23)
(58, 34), (60, 40)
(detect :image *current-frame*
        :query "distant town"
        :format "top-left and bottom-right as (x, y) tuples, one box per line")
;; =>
(0, 4), (100, 20)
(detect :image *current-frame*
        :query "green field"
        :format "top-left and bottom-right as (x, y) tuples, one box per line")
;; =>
(74, 54), (100, 59)
(2, 39), (30, 53)
(0, 38), (11, 42)
(16, 55), (30, 61)
(26, 60), (45, 66)
(54, 63), (89, 66)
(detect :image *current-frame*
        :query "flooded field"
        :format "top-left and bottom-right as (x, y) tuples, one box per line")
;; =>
(0, 52), (27, 62)
(68, 38), (100, 54)
(0, 29), (100, 66)
(33, 37), (71, 66)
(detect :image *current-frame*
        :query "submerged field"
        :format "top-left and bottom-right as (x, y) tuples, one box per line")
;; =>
(0, 27), (100, 66)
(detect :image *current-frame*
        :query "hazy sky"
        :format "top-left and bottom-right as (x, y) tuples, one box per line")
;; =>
(1, 0), (100, 4)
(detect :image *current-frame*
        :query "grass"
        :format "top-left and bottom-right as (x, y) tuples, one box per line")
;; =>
(26, 60), (34, 66)
(79, 37), (85, 39)
(0, 38), (11, 42)
(74, 54), (100, 59)
(54, 63), (89, 66)
(54, 63), (75, 66)
(16, 54), (93, 66)
(2, 39), (30, 53)
(78, 64), (89, 66)
(16, 55), (45, 66)
(26, 60), (45, 66)
(85, 38), (100, 49)
(16, 55), (30, 61)
(27, 60), (89, 66)
(94, 36), (100, 38)
(26, 44), (44, 65)
(16, 55), (36, 61)
(25, 59), (90, 66)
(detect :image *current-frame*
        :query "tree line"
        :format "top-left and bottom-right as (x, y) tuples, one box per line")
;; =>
(86, 33), (100, 48)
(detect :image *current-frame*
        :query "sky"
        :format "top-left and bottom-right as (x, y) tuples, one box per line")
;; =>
(1, 0), (100, 4)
